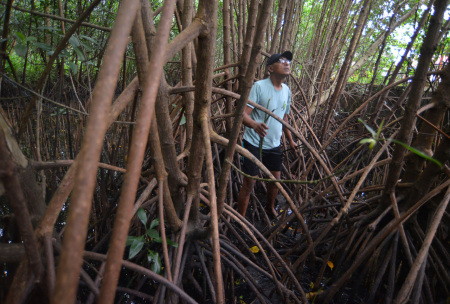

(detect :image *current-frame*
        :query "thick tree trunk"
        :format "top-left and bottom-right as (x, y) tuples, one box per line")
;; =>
(381, 0), (448, 209)
(50, 2), (139, 303)
(0, 110), (44, 276)
(402, 63), (450, 184)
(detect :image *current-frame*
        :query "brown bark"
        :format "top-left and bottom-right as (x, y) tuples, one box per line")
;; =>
(2, 1), (449, 302)
(404, 135), (450, 211)
(222, 0), (234, 136)
(51, 2), (139, 302)
(130, 11), (181, 231)
(0, 243), (25, 263)
(155, 78), (185, 212)
(0, 0), (15, 71)
(1, 109), (46, 304)
(96, 1), (178, 303)
(0, 129), (42, 279)
(402, 63), (450, 184)
(181, 0), (195, 150)
(381, 0), (448, 208)
(187, 1), (222, 302)
(395, 186), (450, 303)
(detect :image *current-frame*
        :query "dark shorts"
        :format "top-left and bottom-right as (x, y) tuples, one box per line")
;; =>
(242, 139), (283, 176)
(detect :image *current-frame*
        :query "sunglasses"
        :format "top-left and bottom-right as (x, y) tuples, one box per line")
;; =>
(278, 58), (291, 65)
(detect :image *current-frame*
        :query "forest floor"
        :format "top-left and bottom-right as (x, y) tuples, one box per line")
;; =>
(228, 191), (368, 304)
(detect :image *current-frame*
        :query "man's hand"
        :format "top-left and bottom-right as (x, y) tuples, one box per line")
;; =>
(289, 140), (299, 154)
(253, 122), (269, 138)
(243, 107), (269, 137)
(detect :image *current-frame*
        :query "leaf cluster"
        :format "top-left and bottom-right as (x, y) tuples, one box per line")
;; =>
(125, 208), (178, 274)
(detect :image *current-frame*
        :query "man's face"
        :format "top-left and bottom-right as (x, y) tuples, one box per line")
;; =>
(268, 57), (291, 76)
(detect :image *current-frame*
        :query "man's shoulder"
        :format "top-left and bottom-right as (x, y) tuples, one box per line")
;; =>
(254, 78), (271, 86)
(281, 82), (291, 92)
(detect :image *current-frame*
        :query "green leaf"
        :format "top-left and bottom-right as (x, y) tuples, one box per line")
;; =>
(25, 36), (37, 43)
(35, 42), (53, 52)
(79, 41), (93, 52)
(137, 208), (147, 226)
(69, 35), (80, 47)
(147, 250), (161, 274)
(391, 139), (443, 168)
(359, 138), (377, 149)
(59, 49), (70, 58)
(80, 35), (100, 46)
(359, 138), (373, 144)
(147, 228), (162, 242)
(166, 238), (178, 248)
(14, 32), (26, 42)
(358, 118), (376, 138)
(128, 236), (145, 259)
(126, 235), (144, 246)
(149, 218), (160, 230)
(37, 26), (61, 32)
(66, 62), (78, 74)
(74, 47), (85, 61)
(179, 115), (186, 125)
(14, 44), (28, 58)
(126, 236), (137, 246)
(147, 250), (157, 262)
(376, 120), (385, 140)
(359, 138), (377, 145)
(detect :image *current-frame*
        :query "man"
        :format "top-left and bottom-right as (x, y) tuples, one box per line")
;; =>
(238, 51), (297, 218)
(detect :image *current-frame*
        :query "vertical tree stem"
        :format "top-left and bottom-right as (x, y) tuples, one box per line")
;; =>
(97, 1), (177, 303)
(381, 0), (448, 206)
(51, 2), (139, 303)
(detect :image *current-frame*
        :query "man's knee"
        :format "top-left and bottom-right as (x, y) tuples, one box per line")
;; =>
(241, 177), (256, 194)
(270, 170), (281, 179)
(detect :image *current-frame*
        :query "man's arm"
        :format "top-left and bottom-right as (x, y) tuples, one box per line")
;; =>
(283, 114), (297, 151)
(243, 106), (268, 137)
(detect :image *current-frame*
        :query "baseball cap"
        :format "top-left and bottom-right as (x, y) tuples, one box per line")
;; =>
(267, 51), (293, 66)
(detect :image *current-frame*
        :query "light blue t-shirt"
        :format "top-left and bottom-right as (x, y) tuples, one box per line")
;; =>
(243, 78), (291, 149)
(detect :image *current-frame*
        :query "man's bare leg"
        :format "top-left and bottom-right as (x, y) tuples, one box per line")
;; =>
(266, 171), (281, 217)
(237, 176), (256, 217)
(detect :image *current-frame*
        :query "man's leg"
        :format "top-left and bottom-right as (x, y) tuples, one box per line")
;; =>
(237, 175), (256, 217)
(266, 170), (281, 217)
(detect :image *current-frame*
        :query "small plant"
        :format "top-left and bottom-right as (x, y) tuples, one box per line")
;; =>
(358, 118), (442, 168)
(12, 28), (100, 74)
(126, 208), (178, 274)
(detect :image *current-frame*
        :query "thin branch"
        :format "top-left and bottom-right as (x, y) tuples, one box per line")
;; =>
(2, 2), (111, 31)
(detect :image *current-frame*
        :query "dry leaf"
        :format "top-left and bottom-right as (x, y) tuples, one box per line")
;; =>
(250, 246), (260, 253)
(327, 260), (334, 270)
